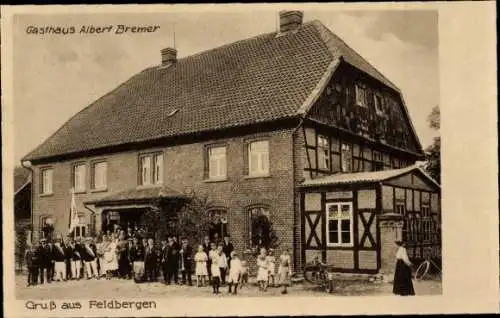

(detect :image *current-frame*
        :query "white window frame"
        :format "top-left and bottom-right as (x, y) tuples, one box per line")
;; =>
(326, 202), (354, 247)
(153, 153), (164, 185)
(74, 224), (87, 239)
(396, 202), (406, 215)
(139, 155), (152, 186)
(72, 163), (86, 193)
(208, 146), (227, 180)
(40, 168), (53, 195)
(341, 143), (352, 172)
(91, 161), (107, 190)
(317, 135), (330, 170)
(248, 140), (269, 177)
(355, 83), (367, 107)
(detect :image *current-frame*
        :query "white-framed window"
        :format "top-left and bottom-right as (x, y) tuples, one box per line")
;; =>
(373, 151), (383, 171)
(91, 161), (107, 190)
(341, 143), (352, 172)
(153, 153), (163, 184)
(74, 225), (87, 239)
(326, 202), (353, 247)
(355, 83), (367, 107)
(317, 135), (330, 170)
(374, 93), (384, 115)
(40, 168), (53, 195)
(140, 155), (152, 185)
(248, 140), (269, 177)
(396, 202), (406, 215)
(72, 163), (86, 192)
(139, 153), (163, 185)
(208, 146), (227, 180)
(421, 205), (430, 217)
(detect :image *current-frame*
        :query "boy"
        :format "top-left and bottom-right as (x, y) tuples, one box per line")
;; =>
(227, 251), (242, 295)
(239, 259), (249, 289)
(25, 243), (39, 286)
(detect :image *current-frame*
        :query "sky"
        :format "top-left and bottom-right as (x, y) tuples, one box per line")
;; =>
(12, 8), (439, 164)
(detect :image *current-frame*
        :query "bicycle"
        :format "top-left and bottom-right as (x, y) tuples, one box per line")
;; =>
(414, 256), (441, 281)
(303, 257), (335, 293)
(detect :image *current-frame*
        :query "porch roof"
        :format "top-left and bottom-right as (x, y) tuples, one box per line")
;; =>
(299, 165), (440, 188)
(84, 185), (187, 207)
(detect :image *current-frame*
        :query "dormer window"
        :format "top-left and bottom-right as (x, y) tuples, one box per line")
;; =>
(355, 83), (367, 107)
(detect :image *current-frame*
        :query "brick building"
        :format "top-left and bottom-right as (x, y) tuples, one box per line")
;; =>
(21, 11), (440, 274)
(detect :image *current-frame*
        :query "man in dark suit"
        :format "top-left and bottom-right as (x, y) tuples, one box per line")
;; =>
(179, 238), (193, 286)
(129, 236), (145, 283)
(37, 239), (52, 284)
(144, 238), (157, 282)
(202, 235), (212, 281)
(81, 237), (98, 279)
(63, 236), (73, 279)
(166, 237), (179, 284)
(159, 237), (169, 284)
(222, 235), (234, 269)
(71, 238), (83, 280)
(52, 238), (67, 281)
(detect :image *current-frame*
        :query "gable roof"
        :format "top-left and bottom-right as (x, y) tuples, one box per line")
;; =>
(14, 166), (31, 194)
(23, 19), (418, 163)
(300, 165), (440, 189)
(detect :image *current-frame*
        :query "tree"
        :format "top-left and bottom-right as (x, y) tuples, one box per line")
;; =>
(139, 192), (215, 244)
(425, 106), (440, 183)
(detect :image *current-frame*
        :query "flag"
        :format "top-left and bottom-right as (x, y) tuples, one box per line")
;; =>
(68, 188), (79, 234)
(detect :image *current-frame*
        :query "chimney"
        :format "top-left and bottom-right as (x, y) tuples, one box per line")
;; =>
(161, 47), (177, 66)
(279, 10), (304, 33)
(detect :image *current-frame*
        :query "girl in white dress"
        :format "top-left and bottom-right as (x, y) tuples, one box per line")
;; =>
(97, 235), (108, 278)
(266, 248), (276, 287)
(278, 248), (292, 294)
(194, 245), (208, 287)
(208, 243), (221, 294)
(256, 248), (269, 291)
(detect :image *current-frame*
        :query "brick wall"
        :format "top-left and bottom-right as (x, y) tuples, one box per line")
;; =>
(31, 128), (296, 265)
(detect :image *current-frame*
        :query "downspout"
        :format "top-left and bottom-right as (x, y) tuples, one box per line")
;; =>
(21, 160), (34, 244)
(291, 115), (305, 273)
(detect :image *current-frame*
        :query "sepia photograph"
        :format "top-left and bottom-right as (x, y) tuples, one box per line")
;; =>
(10, 7), (443, 300)
(2, 2), (498, 316)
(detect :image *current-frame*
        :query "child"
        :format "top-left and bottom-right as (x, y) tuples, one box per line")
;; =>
(239, 259), (248, 289)
(227, 251), (242, 295)
(209, 243), (221, 294)
(194, 245), (208, 287)
(217, 243), (228, 285)
(25, 243), (39, 287)
(256, 248), (269, 291)
(278, 248), (292, 294)
(266, 248), (276, 287)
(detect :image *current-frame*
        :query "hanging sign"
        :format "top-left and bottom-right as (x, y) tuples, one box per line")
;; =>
(326, 191), (353, 200)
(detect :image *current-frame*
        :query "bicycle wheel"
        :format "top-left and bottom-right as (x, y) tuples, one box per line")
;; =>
(415, 260), (430, 280)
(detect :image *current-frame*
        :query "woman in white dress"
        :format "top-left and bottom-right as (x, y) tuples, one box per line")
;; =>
(103, 235), (119, 279)
(97, 235), (108, 278)
(256, 248), (269, 291)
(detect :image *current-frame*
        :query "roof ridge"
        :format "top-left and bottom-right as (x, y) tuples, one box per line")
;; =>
(309, 19), (400, 92)
(155, 20), (320, 67)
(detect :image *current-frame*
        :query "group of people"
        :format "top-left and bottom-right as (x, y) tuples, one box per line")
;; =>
(24, 227), (293, 295)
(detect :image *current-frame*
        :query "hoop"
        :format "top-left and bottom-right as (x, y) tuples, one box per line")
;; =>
(415, 260), (430, 280)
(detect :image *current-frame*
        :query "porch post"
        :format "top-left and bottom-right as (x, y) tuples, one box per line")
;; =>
(378, 213), (404, 279)
(94, 207), (104, 235)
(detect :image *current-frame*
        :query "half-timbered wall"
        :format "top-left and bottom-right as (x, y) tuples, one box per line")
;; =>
(301, 186), (380, 273)
(380, 172), (441, 261)
(307, 62), (420, 154)
(302, 126), (414, 180)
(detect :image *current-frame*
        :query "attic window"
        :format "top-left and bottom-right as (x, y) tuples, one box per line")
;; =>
(355, 83), (367, 107)
(374, 94), (384, 115)
(167, 109), (178, 117)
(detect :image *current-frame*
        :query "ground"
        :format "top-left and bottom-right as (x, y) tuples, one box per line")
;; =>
(15, 274), (441, 299)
